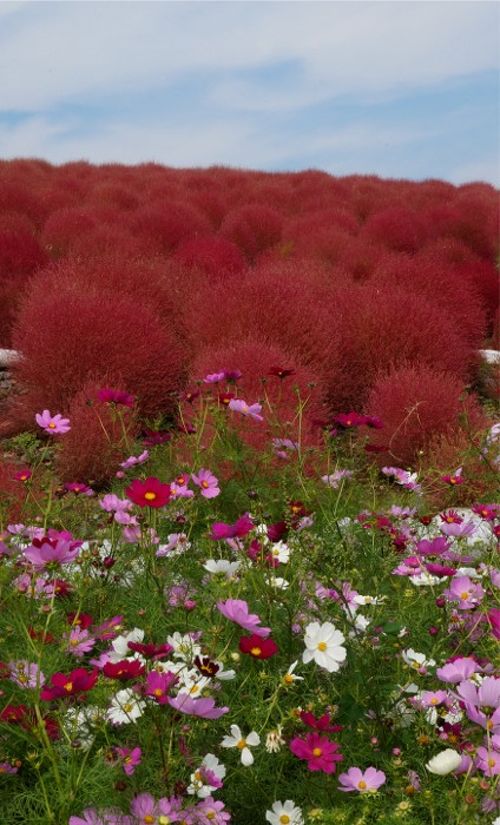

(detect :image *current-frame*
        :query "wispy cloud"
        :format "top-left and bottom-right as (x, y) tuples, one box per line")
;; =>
(0, 1), (498, 182)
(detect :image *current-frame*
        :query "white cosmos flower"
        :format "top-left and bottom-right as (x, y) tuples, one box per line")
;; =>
(402, 648), (436, 672)
(266, 799), (304, 825)
(266, 575), (289, 590)
(269, 541), (290, 564)
(221, 724), (260, 766)
(187, 753), (226, 798)
(107, 689), (146, 725)
(302, 622), (346, 673)
(108, 628), (145, 662)
(426, 749), (462, 775)
(167, 632), (202, 662)
(282, 660), (304, 687)
(203, 559), (241, 578)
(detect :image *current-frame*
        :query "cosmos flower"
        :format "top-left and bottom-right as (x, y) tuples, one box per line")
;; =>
(338, 766), (386, 792)
(228, 398), (264, 421)
(125, 477), (171, 508)
(97, 388), (135, 407)
(192, 468), (220, 499)
(265, 800), (303, 825)
(35, 410), (71, 435)
(289, 733), (343, 773)
(239, 634), (279, 659)
(168, 693), (229, 720)
(425, 749), (462, 775)
(221, 724), (260, 766)
(217, 599), (271, 638)
(302, 622), (346, 673)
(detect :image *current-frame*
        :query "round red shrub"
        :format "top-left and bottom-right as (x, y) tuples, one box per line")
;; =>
(172, 236), (246, 279)
(360, 206), (429, 253)
(42, 207), (98, 257)
(220, 204), (283, 260)
(129, 201), (211, 254)
(364, 363), (485, 466)
(322, 284), (475, 411)
(371, 253), (488, 347)
(0, 229), (48, 277)
(12, 285), (188, 419)
(55, 380), (139, 485)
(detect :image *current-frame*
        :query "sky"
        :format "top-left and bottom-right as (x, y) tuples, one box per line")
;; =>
(0, 0), (499, 184)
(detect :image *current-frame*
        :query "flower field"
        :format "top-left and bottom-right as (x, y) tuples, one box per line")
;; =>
(0, 160), (498, 824)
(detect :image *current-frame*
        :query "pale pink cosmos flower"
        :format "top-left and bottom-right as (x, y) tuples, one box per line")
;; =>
(436, 657), (479, 683)
(8, 660), (45, 689)
(203, 371), (226, 384)
(381, 466), (421, 492)
(475, 747), (500, 776)
(338, 766), (386, 792)
(217, 598), (271, 638)
(168, 693), (229, 719)
(65, 626), (96, 658)
(321, 470), (354, 489)
(114, 746), (142, 776)
(119, 450), (149, 470)
(35, 410), (71, 435)
(228, 398), (264, 422)
(23, 537), (81, 568)
(170, 481), (194, 499)
(443, 576), (485, 610)
(192, 468), (220, 499)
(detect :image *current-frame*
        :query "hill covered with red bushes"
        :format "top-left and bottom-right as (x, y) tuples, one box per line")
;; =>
(0, 160), (498, 477)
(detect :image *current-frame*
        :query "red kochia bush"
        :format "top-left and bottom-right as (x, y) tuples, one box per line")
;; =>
(220, 204), (284, 260)
(129, 201), (211, 254)
(12, 286), (187, 418)
(360, 206), (430, 253)
(172, 236), (246, 279)
(371, 254), (488, 347)
(42, 207), (98, 257)
(0, 229), (48, 277)
(364, 363), (485, 466)
(190, 339), (326, 454)
(55, 380), (139, 485)
(322, 284), (475, 411)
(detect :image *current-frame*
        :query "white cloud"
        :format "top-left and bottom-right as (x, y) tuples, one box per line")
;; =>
(0, 2), (498, 112)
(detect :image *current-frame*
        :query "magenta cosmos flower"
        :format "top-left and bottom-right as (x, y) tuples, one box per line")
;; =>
(191, 468), (220, 499)
(210, 513), (253, 540)
(23, 536), (81, 568)
(338, 766), (386, 792)
(228, 398), (264, 422)
(289, 732), (343, 774)
(97, 387), (135, 408)
(167, 693), (229, 719)
(35, 409), (71, 435)
(217, 598), (271, 638)
(125, 477), (171, 508)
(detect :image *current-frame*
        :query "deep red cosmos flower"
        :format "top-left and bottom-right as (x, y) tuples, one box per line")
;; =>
(97, 388), (135, 408)
(239, 634), (279, 659)
(125, 477), (171, 508)
(333, 411), (370, 428)
(289, 732), (343, 774)
(142, 429), (172, 447)
(41, 668), (98, 700)
(269, 365), (296, 379)
(127, 641), (173, 660)
(103, 660), (145, 681)
(300, 710), (343, 734)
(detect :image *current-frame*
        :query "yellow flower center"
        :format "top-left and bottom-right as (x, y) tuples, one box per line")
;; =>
(312, 747), (322, 757)
(280, 817), (291, 825)
(283, 674), (294, 684)
(153, 688), (163, 697)
(202, 480), (209, 488)
(236, 738), (247, 749)
(317, 641), (327, 652)
(159, 818), (171, 825)
(430, 698), (439, 705)
(250, 647), (262, 656)
(488, 758), (496, 767)
(64, 682), (73, 692)
(206, 814), (216, 821)
(143, 817), (155, 824)
(123, 703), (134, 713)
(460, 592), (470, 600)
(48, 422), (56, 429)
(358, 780), (367, 790)
(144, 491), (157, 501)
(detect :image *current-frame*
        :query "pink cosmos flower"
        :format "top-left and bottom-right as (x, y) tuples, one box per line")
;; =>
(338, 766), (386, 792)
(321, 469), (354, 488)
(69, 810), (129, 825)
(114, 746), (142, 776)
(475, 747), (500, 776)
(192, 468), (220, 499)
(119, 450), (149, 470)
(8, 660), (45, 689)
(228, 398), (264, 422)
(35, 410), (71, 435)
(443, 576), (485, 610)
(217, 599), (271, 638)
(195, 797), (231, 824)
(64, 482), (94, 496)
(210, 514), (253, 541)
(145, 671), (178, 704)
(420, 690), (448, 708)
(130, 794), (161, 823)
(436, 658), (479, 683)
(487, 608), (500, 640)
(170, 481), (194, 499)
(100, 494), (132, 514)
(64, 627), (96, 659)
(415, 537), (450, 557)
(441, 468), (464, 486)
(0, 763), (18, 775)
(14, 468), (32, 482)
(381, 466), (421, 492)
(167, 693), (229, 719)
(23, 537), (81, 568)
(289, 732), (343, 773)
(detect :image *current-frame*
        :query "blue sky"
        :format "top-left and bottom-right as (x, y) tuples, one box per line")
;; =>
(0, 1), (498, 184)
